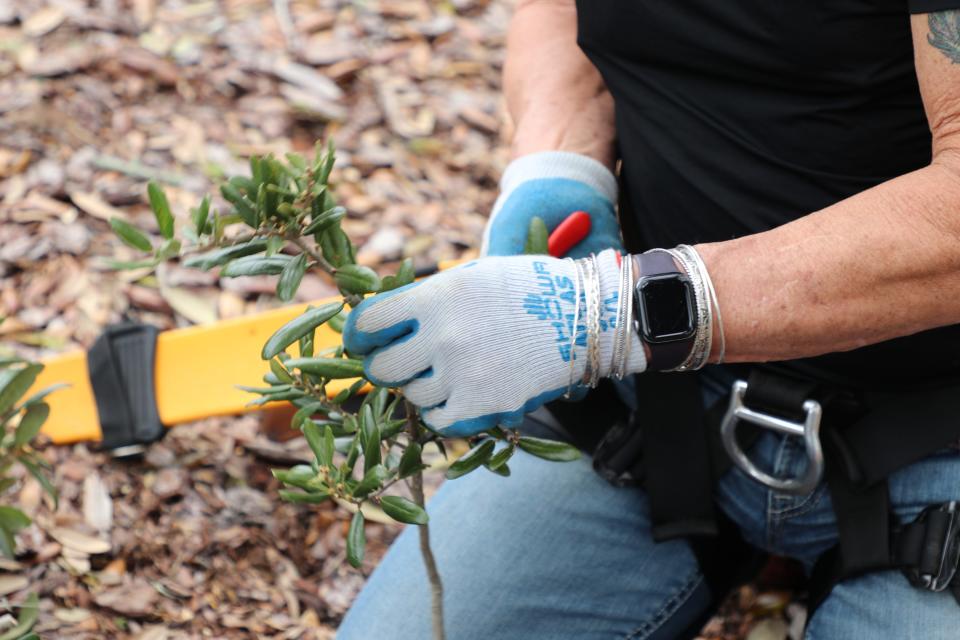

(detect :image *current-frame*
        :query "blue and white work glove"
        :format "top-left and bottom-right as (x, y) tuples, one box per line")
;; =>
(481, 151), (622, 258)
(343, 250), (647, 437)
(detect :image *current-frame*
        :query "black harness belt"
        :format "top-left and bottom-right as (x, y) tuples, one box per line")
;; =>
(552, 368), (960, 616)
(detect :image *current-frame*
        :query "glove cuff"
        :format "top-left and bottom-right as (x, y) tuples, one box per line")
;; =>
(498, 151), (618, 205)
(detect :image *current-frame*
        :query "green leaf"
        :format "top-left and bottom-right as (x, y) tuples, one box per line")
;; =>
(486, 462), (511, 477)
(291, 402), (325, 429)
(258, 182), (278, 220)
(109, 218), (152, 252)
(147, 181), (174, 239)
(191, 195), (210, 235)
(517, 436), (581, 462)
(319, 226), (354, 267)
(183, 238), (268, 270)
(269, 358), (294, 384)
(220, 255), (291, 277)
(352, 464), (389, 498)
(284, 357), (364, 379)
(262, 302), (344, 359)
(13, 402), (48, 448)
(445, 439), (495, 480)
(220, 182), (259, 227)
(380, 496), (429, 525)
(276, 253), (307, 302)
(380, 258), (415, 292)
(398, 442), (426, 478)
(286, 152), (307, 171)
(272, 464), (319, 491)
(524, 216), (549, 254)
(156, 238), (181, 261)
(236, 384), (293, 395)
(380, 418), (408, 440)
(249, 156), (263, 190)
(333, 378), (366, 405)
(362, 386), (390, 418)
(18, 382), (67, 408)
(0, 364), (42, 416)
(0, 506), (30, 558)
(0, 592), (38, 640)
(304, 205), (346, 235)
(304, 423), (335, 467)
(486, 443), (515, 471)
(278, 489), (329, 504)
(360, 405), (380, 471)
(346, 510), (365, 568)
(0, 507), (30, 532)
(334, 264), (381, 295)
(18, 457), (57, 508)
(328, 309), (348, 333)
(245, 389), (306, 406)
(104, 258), (161, 271)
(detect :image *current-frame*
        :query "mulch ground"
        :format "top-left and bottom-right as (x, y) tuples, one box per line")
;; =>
(0, 0), (803, 637)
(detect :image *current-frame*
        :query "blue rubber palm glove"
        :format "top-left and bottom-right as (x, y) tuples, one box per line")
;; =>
(343, 250), (647, 437)
(481, 151), (622, 259)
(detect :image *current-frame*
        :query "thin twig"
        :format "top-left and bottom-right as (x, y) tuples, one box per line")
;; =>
(289, 235), (364, 307)
(405, 402), (446, 640)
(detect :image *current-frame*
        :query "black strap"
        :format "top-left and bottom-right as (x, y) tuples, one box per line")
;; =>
(828, 381), (960, 488)
(639, 372), (719, 540)
(87, 323), (165, 454)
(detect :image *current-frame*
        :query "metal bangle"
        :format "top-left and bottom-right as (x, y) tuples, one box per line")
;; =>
(565, 258), (582, 399)
(580, 255), (602, 388)
(620, 254), (635, 378)
(667, 247), (711, 371)
(679, 244), (725, 365)
(609, 254), (630, 379)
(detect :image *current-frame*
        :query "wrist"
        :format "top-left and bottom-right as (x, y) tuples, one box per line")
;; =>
(498, 151), (618, 206)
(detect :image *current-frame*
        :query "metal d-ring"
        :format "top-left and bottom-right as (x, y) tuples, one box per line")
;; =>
(720, 379), (824, 496)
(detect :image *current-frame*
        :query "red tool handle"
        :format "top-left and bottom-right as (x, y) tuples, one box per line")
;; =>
(547, 211), (592, 257)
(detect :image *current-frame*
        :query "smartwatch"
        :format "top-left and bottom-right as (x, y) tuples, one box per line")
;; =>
(632, 252), (696, 371)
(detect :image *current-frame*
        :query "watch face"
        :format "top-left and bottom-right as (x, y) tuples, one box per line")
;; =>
(637, 275), (695, 343)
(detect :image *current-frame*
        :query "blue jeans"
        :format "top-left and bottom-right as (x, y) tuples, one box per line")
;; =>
(339, 376), (960, 639)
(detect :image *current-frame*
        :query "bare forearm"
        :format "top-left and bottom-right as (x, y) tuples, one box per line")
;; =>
(505, 0), (615, 167)
(697, 154), (960, 363)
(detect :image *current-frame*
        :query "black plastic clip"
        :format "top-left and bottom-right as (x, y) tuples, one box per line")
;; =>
(87, 323), (165, 457)
(898, 501), (960, 598)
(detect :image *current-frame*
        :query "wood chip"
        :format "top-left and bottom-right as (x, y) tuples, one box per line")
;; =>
(49, 527), (112, 555)
(82, 472), (113, 532)
(0, 575), (28, 596)
(22, 7), (66, 37)
(69, 191), (128, 221)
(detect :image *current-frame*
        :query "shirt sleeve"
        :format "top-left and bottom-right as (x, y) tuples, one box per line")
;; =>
(909, 0), (960, 14)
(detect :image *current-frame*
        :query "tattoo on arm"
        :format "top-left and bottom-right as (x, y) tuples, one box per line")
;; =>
(929, 11), (960, 63)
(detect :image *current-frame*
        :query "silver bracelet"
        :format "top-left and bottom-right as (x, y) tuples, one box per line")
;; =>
(609, 254), (634, 379)
(565, 258), (582, 399)
(620, 254), (635, 378)
(678, 244), (725, 365)
(579, 255), (603, 388)
(665, 247), (711, 371)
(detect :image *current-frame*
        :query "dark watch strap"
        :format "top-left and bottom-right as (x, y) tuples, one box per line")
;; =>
(632, 252), (695, 371)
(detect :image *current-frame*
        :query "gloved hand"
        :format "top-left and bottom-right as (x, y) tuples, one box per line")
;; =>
(481, 151), (622, 258)
(343, 250), (646, 436)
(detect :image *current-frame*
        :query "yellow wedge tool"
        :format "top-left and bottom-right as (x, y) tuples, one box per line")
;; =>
(28, 259), (463, 449)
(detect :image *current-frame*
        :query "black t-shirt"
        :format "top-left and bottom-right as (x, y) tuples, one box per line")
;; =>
(576, 0), (960, 387)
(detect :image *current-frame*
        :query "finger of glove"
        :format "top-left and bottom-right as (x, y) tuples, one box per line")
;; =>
(401, 370), (448, 409)
(342, 282), (420, 355)
(485, 178), (616, 256)
(363, 332), (433, 387)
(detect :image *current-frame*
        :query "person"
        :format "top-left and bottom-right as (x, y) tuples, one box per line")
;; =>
(337, 2), (960, 638)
